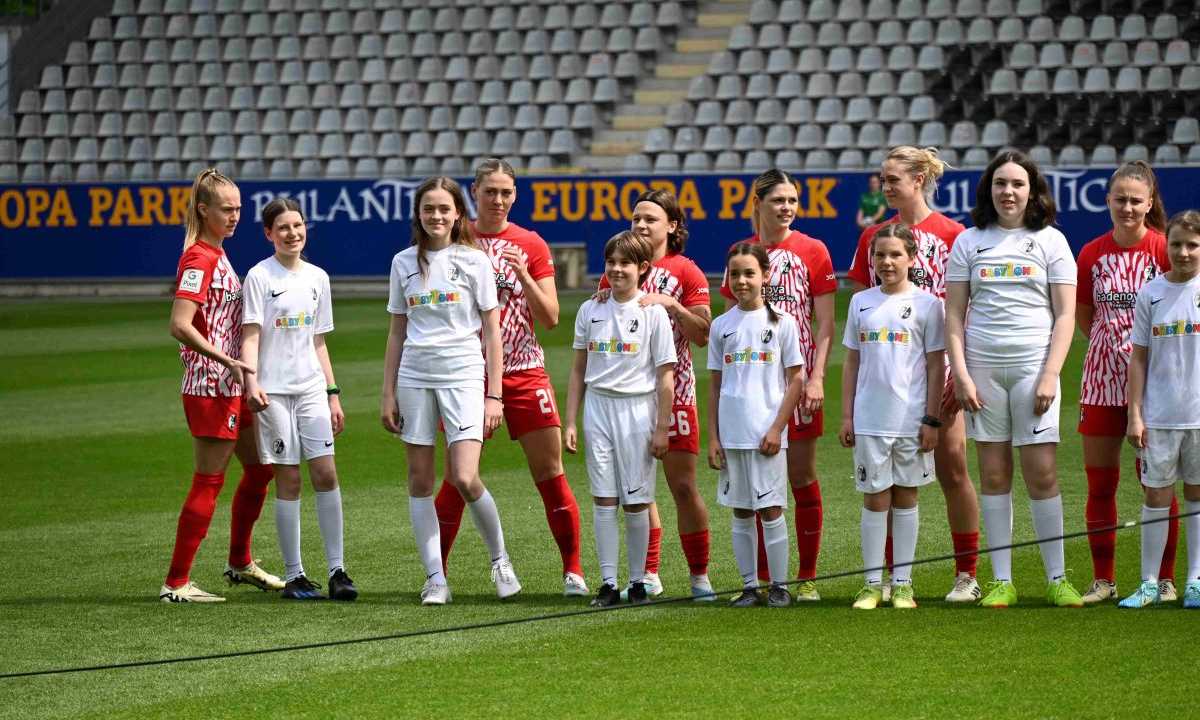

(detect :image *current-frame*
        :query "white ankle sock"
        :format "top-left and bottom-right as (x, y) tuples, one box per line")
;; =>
(731, 515), (758, 589)
(594, 505), (619, 588)
(275, 497), (303, 582)
(409, 495), (445, 586)
(860, 507), (888, 585)
(980, 493), (1013, 582)
(892, 505), (919, 585)
(1140, 504), (1170, 583)
(625, 508), (649, 584)
(762, 514), (790, 585)
(1030, 494), (1066, 582)
(467, 488), (508, 562)
(315, 488), (344, 576)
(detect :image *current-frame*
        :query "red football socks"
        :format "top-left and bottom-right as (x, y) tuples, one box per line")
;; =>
(1085, 466), (1120, 582)
(228, 463), (272, 568)
(434, 481), (467, 574)
(793, 481), (823, 580)
(645, 526), (662, 574)
(679, 529), (710, 576)
(536, 474), (583, 576)
(165, 471), (225, 588)
(951, 531), (980, 576)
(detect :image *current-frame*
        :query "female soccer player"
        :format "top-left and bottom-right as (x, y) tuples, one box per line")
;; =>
(945, 150), (1083, 608)
(433, 158), (587, 597)
(841, 223), (945, 610)
(1076, 161), (1176, 604)
(597, 189), (713, 600)
(564, 231), (676, 607)
(708, 242), (805, 608)
(847, 146), (981, 603)
(1120, 210), (1200, 609)
(719, 169), (836, 601)
(241, 198), (356, 601)
(160, 168), (281, 603)
(381, 176), (520, 606)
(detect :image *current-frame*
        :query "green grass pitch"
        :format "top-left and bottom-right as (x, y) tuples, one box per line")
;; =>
(0, 289), (1194, 718)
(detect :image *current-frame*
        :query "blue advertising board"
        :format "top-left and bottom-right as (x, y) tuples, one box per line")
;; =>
(1, 169), (1198, 280)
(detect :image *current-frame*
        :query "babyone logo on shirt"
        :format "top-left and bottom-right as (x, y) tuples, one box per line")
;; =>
(628, 318), (639, 333)
(588, 338), (640, 354)
(407, 290), (461, 307)
(858, 327), (911, 344)
(274, 312), (315, 329)
(761, 327), (774, 343)
(1151, 320), (1200, 337)
(724, 347), (776, 364)
(978, 263), (1038, 279)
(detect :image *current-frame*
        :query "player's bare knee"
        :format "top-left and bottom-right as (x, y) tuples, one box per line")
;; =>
(623, 502), (649, 513)
(594, 496), (618, 507)
(274, 466), (303, 499)
(758, 506), (783, 521)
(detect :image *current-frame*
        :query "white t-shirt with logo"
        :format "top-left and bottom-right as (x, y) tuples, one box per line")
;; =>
(572, 291), (676, 396)
(946, 224), (1076, 367)
(387, 243), (499, 388)
(707, 306), (804, 449)
(843, 286), (946, 437)
(242, 256), (333, 395)
(1131, 273), (1200, 429)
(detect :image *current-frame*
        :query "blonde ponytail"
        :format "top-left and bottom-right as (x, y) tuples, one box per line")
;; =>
(183, 168), (235, 251)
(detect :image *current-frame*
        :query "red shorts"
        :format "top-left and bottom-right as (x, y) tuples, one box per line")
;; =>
(182, 394), (251, 440)
(666, 403), (700, 455)
(500, 368), (561, 440)
(1078, 403), (1127, 437)
(789, 406), (824, 441)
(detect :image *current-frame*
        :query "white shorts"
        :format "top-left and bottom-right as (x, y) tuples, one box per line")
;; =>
(255, 388), (334, 465)
(853, 435), (934, 494)
(395, 384), (484, 446)
(583, 391), (657, 505)
(964, 363), (1060, 446)
(718, 449), (788, 511)
(1140, 429), (1200, 488)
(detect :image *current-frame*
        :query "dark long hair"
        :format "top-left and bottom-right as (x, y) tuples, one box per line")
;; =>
(634, 188), (689, 254)
(726, 241), (779, 323)
(261, 196), (303, 230)
(970, 150), (1056, 230)
(604, 230), (655, 286)
(411, 176), (477, 273)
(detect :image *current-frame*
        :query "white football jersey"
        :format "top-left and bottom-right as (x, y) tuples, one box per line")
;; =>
(572, 292), (676, 396)
(387, 243), (498, 388)
(707, 306), (803, 449)
(1131, 273), (1200, 429)
(242, 256), (333, 395)
(843, 286), (946, 437)
(946, 225), (1076, 367)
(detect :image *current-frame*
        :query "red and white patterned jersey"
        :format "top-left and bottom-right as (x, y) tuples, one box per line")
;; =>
(847, 212), (964, 300)
(1077, 228), (1169, 406)
(720, 230), (837, 369)
(602, 252), (710, 406)
(477, 222), (556, 375)
(174, 241), (243, 398)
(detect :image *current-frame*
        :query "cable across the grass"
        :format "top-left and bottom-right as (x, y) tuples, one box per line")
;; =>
(1, 509), (1193, 680)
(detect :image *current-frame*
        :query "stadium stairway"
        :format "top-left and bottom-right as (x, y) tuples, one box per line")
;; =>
(582, 0), (748, 172)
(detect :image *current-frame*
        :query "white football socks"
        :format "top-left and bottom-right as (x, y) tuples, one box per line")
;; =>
(1140, 504), (1170, 583)
(981, 492), (1013, 582)
(409, 495), (445, 586)
(730, 515), (758, 589)
(594, 504), (619, 588)
(762, 514), (790, 585)
(625, 508), (649, 585)
(1030, 494), (1066, 582)
(892, 505), (919, 585)
(275, 497), (303, 582)
(467, 488), (508, 563)
(860, 507), (887, 585)
(315, 487), (344, 576)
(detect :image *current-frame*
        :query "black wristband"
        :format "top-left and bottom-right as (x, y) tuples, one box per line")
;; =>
(326, 385), (340, 396)
(486, 394), (503, 402)
(920, 414), (942, 428)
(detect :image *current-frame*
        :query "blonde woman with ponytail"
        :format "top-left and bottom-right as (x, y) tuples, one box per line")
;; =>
(847, 146), (982, 604)
(160, 168), (282, 603)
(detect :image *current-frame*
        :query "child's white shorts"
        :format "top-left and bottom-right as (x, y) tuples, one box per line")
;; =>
(583, 391), (657, 505)
(853, 434), (935, 494)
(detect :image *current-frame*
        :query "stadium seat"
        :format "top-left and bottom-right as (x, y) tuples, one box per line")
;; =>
(1029, 145), (1054, 165)
(1173, 118), (1200, 145)
(1091, 144), (1118, 164)
(1154, 144), (1181, 164)
(1057, 145), (1086, 166)
(1122, 144), (1150, 162)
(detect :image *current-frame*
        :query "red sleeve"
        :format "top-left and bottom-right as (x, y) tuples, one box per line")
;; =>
(806, 240), (837, 296)
(678, 258), (710, 307)
(174, 247), (215, 304)
(846, 226), (875, 287)
(718, 267), (733, 300)
(1076, 242), (1096, 306)
(1152, 231), (1171, 272)
(598, 274), (610, 290)
(942, 217), (966, 250)
(523, 233), (556, 282)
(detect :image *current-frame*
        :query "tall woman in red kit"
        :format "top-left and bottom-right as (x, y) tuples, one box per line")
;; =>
(159, 168), (281, 603)
(1075, 160), (1176, 604)
(720, 169), (836, 601)
(433, 158), (588, 596)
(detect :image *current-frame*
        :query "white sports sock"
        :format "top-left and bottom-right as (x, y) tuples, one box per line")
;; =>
(625, 508), (649, 584)
(409, 495), (445, 586)
(980, 493), (1013, 582)
(467, 489), (508, 562)
(1030, 494), (1065, 582)
(762, 514), (790, 585)
(315, 488), (345, 576)
(1140, 504), (1170, 583)
(892, 505), (919, 585)
(594, 505), (620, 588)
(1186, 500), (1200, 581)
(274, 497), (304, 582)
(861, 507), (888, 585)
(730, 515), (758, 589)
